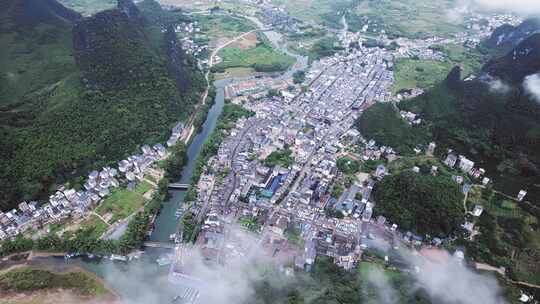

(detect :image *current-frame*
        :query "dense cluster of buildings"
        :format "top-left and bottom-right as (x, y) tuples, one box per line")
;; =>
(0, 123), (184, 241)
(171, 43), (399, 280)
(257, 5), (299, 32)
(173, 22), (209, 58)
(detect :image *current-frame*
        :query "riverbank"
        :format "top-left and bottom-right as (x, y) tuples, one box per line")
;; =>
(0, 262), (120, 304)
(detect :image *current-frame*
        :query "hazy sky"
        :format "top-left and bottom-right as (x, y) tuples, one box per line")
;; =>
(471, 0), (540, 16)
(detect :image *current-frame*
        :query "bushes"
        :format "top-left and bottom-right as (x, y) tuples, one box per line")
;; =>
(0, 267), (105, 295)
(264, 148), (294, 168)
(336, 156), (360, 175)
(293, 70), (306, 84)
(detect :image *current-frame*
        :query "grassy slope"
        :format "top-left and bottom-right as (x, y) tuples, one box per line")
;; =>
(0, 267), (108, 296)
(393, 45), (485, 93)
(194, 14), (256, 44)
(273, 0), (463, 38)
(355, 0), (464, 38)
(392, 59), (453, 93)
(217, 41), (295, 72)
(0, 24), (77, 106)
(96, 181), (153, 224)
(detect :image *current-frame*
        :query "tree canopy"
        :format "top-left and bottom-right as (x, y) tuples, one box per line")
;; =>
(374, 171), (464, 237)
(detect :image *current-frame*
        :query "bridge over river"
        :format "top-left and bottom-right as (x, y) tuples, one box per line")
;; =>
(168, 183), (189, 190)
(143, 241), (176, 249)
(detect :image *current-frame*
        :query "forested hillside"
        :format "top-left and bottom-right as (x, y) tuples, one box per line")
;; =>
(401, 36), (540, 201)
(0, 0), (205, 211)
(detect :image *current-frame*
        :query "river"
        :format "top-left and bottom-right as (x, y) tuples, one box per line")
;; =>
(37, 79), (232, 303)
(33, 23), (308, 302)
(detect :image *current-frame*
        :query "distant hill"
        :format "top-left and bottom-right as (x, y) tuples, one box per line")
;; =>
(1, 0), (81, 30)
(481, 18), (540, 56)
(483, 33), (540, 84)
(399, 35), (540, 201)
(0, 0), (205, 211)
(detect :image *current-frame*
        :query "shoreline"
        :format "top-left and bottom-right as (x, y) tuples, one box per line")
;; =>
(0, 258), (121, 304)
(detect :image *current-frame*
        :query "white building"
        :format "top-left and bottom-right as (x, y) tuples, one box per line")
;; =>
(517, 190), (527, 202)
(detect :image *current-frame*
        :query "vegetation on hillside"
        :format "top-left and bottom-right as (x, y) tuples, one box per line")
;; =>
(58, 0), (115, 15)
(309, 37), (343, 62)
(355, 102), (430, 155)
(0, 0), (205, 211)
(293, 70), (306, 84)
(251, 256), (435, 304)
(374, 171), (464, 237)
(400, 74), (540, 200)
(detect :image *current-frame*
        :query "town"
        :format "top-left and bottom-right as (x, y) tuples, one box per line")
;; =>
(0, 2), (534, 303)
(169, 20), (530, 304)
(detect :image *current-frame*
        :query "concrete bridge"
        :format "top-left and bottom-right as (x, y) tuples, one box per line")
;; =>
(168, 183), (189, 190)
(143, 241), (176, 249)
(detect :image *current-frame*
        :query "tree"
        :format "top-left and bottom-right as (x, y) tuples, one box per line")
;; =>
(293, 70), (306, 84)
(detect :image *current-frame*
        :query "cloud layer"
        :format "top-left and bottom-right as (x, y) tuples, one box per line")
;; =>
(524, 73), (540, 103)
(471, 0), (540, 16)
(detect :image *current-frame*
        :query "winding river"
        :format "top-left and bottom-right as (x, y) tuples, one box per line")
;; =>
(33, 23), (309, 303)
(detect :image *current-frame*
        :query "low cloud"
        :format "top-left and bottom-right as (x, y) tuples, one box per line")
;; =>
(488, 78), (511, 94)
(471, 0), (540, 16)
(99, 225), (287, 304)
(524, 73), (540, 102)
(450, 0), (540, 18)
(408, 253), (507, 304)
(96, 226), (509, 304)
(365, 266), (399, 304)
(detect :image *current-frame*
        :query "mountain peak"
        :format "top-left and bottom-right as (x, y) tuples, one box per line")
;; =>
(483, 33), (540, 84)
(1, 0), (81, 30)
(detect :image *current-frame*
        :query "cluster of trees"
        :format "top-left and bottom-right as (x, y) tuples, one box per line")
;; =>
(180, 211), (198, 243)
(355, 102), (431, 155)
(251, 257), (434, 304)
(164, 143), (188, 180)
(293, 70), (306, 84)
(0, 230), (118, 258)
(264, 148), (294, 168)
(309, 37), (344, 62)
(374, 171), (464, 237)
(336, 156), (360, 175)
(253, 62), (292, 73)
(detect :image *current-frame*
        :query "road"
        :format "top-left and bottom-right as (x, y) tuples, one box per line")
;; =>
(179, 29), (260, 144)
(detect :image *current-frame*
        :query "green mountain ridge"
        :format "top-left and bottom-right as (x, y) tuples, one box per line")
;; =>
(358, 32), (540, 203)
(0, 0), (204, 211)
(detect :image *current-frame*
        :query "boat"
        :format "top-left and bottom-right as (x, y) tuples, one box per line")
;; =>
(110, 254), (128, 262)
(156, 257), (172, 267)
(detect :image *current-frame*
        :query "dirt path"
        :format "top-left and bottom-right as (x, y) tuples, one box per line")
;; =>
(90, 212), (111, 227)
(179, 30), (259, 144)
